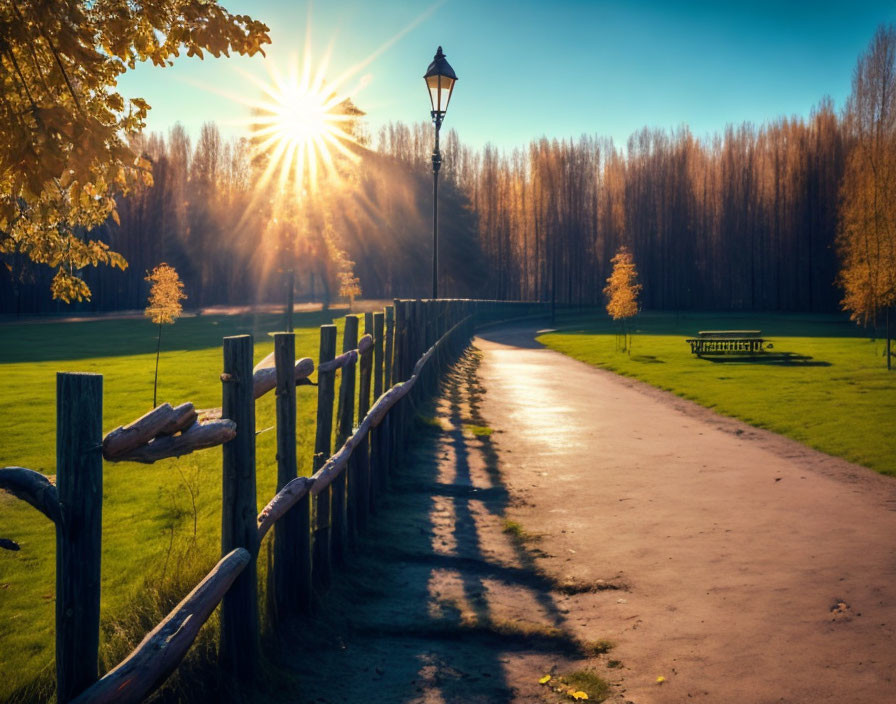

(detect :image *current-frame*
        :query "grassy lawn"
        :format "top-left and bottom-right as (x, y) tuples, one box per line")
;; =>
(538, 311), (896, 477)
(0, 308), (356, 700)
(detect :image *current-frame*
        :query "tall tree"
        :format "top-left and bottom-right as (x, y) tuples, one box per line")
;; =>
(837, 24), (896, 368)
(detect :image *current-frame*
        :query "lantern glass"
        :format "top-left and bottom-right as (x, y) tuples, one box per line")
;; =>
(426, 74), (455, 114)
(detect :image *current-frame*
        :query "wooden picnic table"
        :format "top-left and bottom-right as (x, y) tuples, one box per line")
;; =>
(685, 330), (771, 356)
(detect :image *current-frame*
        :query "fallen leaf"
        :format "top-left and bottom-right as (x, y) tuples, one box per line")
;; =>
(656, 676), (666, 684)
(539, 675), (551, 684)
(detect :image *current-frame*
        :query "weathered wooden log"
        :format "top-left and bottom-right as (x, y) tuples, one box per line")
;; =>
(195, 407), (222, 422)
(56, 371), (103, 703)
(317, 348), (358, 373)
(358, 333), (373, 355)
(0, 466), (62, 524)
(158, 403), (199, 436)
(252, 356), (314, 399)
(0, 538), (20, 551)
(111, 420), (236, 464)
(70, 549), (251, 704)
(257, 476), (315, 544)
(102, 403), (196, 460)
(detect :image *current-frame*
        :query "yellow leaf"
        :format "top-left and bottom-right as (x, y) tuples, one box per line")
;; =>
(656, 676), (666, 684)
(572, 692), (589, 701)
(538, 675), (551, 685)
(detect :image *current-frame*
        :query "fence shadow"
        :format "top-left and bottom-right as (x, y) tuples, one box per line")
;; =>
(279, 348), (590, 703)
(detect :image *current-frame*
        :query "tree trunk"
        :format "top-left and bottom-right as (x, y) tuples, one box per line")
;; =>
(153, 323), (162, 407)
(886, 306), (893, 371)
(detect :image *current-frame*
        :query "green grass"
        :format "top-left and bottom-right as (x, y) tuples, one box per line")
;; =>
(537, 311), (896, 476)
(501, 518), (538, 543)
(0, 308), (357, 700)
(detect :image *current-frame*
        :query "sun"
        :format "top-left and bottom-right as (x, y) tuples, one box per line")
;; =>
(244, 57), (363, 197)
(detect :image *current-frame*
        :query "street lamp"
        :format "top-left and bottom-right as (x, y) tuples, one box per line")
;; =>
(424, 45), (457, 299)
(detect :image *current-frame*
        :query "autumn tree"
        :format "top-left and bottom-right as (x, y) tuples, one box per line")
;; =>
(0, 1), (269, 302)
(604, 246), (641, 354)
(145, 263), (186, 406)
(837, 24), (896, 369)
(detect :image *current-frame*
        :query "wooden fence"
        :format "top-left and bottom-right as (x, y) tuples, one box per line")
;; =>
(0, 299), (548, 703)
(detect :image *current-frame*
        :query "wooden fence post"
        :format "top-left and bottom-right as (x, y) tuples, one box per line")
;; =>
(333, 315), (357, 560)
(272, 332), (310, 618)
(313, 324), (337, 589)
(371, 312), (385, 507)
(56, 372), (103, 703)
(220, 335), (258, 680)
(384, 305), (394, 390)
(355, 314), (373, 528)
(391, 300), (406, 465)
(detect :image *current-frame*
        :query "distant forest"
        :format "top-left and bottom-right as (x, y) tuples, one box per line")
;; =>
(0, 101), (848, 315)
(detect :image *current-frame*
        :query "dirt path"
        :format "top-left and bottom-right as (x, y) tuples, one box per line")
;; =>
(284, 325), (896, 704)
(474, 325), (896, 703)
(283, 348), (616, 703)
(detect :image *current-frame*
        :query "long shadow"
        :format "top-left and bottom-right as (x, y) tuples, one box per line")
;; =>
(278, 347), (596, 703)
(699, 352), (831, 367)
(0, 309), (345, 363)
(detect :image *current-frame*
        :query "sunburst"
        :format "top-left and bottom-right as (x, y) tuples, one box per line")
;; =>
(243, 55), (363, 198)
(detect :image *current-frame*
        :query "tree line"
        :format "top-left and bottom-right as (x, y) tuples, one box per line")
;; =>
(3, 25), (895, 326)
(0, 111), (848, 316)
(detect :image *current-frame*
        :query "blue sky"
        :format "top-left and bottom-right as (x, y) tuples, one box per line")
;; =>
(118, 0), (896, 152)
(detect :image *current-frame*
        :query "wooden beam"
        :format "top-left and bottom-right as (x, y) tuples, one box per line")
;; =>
(102, 402), (197, 460)
(69, 549), (250, 704)
(109, 420), (236, 464)
(257, 476), (314, 544)
(253, 356), (314, 399)
(0, 466), (61, 524)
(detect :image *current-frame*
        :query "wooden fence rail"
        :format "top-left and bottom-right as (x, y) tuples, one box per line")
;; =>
(0, 299), (548, 703)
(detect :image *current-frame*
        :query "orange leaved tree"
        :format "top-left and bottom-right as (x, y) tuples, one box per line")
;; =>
(837, 24), (896, 370)
(145, 263), (187, 406)
(604, 246), (642, 354)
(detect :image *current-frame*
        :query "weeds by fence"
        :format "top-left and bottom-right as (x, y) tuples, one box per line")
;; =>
(0, 299), (547, 703)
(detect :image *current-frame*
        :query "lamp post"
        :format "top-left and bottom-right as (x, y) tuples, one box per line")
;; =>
(424, 46), (457, 299)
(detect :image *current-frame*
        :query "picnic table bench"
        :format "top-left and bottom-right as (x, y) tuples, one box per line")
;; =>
(685, 330), (771, 356)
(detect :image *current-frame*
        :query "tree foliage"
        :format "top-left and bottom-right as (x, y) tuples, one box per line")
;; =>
(145, 261), (185, 324)
(604, 246), (641, 320)
(0, 0), (269, 302)
(837, 24), (896, 327)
